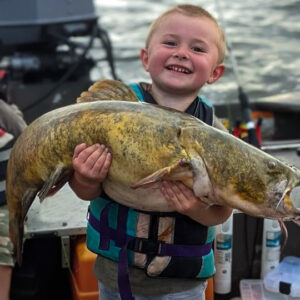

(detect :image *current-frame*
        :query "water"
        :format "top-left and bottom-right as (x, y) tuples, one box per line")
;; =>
(93, 0), (300, 106)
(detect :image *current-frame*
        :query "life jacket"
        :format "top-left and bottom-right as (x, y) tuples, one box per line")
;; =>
(86, 83), (215, 299)
(130, 83), (214, 125)
(0, 129), (14, 205)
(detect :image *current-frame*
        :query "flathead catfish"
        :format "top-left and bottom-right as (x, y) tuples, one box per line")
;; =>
(6, 99), (300, 265)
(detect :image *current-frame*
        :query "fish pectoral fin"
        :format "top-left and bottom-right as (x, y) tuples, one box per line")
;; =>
(132, 160), (193, 189)
(190, 156), (214, 204)
(37, 166), (72, 201)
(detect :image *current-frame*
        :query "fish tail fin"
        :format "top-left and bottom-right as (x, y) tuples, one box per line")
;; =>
(76, 79), (139, 103)
(8, 188), (38, 266)
(10, 216), (24, 266)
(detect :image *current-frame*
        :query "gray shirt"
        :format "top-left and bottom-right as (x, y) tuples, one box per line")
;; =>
(94, 256), (205, 296)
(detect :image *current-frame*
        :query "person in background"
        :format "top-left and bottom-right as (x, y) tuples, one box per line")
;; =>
(0, 95), (27, 300)
(70, 4), (233, 300)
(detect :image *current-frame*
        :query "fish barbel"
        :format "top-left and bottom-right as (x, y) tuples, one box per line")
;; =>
(6, 80), (300, 265)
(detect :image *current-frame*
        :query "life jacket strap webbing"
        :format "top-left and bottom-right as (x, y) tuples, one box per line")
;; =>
(89, 208), (213, 256)
(88, 204), (212, 300)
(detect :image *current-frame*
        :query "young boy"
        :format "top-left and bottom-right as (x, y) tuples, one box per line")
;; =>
(69, 4), (232, 300)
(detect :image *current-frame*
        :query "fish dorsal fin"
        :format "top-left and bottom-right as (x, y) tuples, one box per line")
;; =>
(76, 79), (139, 103)
(132, 160), (194, 189)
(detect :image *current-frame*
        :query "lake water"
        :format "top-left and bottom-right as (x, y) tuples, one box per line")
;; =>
(93, 0), (300, 106)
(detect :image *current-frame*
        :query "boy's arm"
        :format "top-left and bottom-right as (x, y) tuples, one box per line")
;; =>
(69, 143), (112, 200)
(161, 181), (233, 226)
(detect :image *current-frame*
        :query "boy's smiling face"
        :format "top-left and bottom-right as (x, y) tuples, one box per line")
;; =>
(141, 13), (224, 95)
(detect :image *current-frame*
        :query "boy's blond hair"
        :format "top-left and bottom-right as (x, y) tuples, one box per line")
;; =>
(145, 4), (226, 63)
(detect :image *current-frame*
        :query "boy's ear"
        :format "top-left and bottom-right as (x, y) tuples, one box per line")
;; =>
(207, 64), (225, 84)
(140, 48), (149, 71)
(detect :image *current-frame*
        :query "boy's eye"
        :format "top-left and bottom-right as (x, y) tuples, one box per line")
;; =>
(192, 46), (205, 53)
(163, 41), (176, 46)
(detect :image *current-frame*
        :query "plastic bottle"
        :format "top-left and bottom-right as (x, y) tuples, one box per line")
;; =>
(260, 218), (281, 279)
(214, 214), (233, 294)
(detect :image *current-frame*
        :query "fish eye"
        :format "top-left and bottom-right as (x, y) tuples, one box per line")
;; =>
(268, 161), (276, 169)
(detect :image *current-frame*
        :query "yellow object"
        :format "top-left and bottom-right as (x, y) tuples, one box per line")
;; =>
(70, 236), (99, 300)
(221, 118), (229, 129)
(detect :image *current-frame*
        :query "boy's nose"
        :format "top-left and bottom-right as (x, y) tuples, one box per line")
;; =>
(173, 47), (189, 60)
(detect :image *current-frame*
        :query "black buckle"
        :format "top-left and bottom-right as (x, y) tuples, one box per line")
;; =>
(130, 238), (164, 255)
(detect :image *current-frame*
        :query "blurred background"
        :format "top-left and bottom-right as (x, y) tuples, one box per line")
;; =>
(1, 0), (300, 131)
(94, 0), (300, 106)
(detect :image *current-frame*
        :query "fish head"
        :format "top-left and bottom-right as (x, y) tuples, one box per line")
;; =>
(225, 149), (300, 221)
(266, 160), (300, 221)
(198, 127), (300, 222)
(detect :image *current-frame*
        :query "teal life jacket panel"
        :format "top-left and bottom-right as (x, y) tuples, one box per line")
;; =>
(129, 83), (145, 103)
(86, 82), (216, 298)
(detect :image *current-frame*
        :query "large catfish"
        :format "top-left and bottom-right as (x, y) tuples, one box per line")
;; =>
(6, 80), (300, 265)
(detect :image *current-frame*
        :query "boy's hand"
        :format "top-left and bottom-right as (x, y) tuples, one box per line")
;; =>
(161, 180), (208, 215)
(161, 180), (233, 226)
(69, 143), (112, 200)
(72, 143), (112, 184)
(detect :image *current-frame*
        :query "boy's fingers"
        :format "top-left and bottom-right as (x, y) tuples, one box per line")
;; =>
(75, 144), (102, 163)
(100, 152), (112, 175)
(84, 145), (106, 169)
(73, 143), (87, 158)
(92, 148), (109, 172)
(95, 152), (112, 180)
(161, 181), (182, 210)
(176, 182), (193, 198)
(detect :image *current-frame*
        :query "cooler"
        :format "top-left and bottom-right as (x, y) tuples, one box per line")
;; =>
(70, 236), (99, 300)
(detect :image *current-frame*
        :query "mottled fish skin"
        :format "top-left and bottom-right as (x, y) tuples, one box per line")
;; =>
(6, 101), (196, 264)
(6, 98), (300, 265)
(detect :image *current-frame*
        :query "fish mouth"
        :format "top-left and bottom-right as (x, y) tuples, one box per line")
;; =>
(278, 186), (300, 220)
(166, 64), (192, 74)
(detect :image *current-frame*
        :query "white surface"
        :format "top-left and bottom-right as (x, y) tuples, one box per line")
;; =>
(25, 183), (90, 238)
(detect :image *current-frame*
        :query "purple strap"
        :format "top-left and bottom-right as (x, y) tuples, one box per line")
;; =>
(115, 205), (129, 247)
(159, 242), (212, 257)
(90, 204), (136, 299)
(99, 202), (112, 250)
(89, 207), (133, 244)
(118, 242), (135, 300)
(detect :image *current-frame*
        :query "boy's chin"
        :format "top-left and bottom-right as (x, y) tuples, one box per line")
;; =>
(162, 81), (198, 94)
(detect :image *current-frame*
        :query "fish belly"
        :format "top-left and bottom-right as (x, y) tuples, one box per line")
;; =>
(103, 180), (173, 212)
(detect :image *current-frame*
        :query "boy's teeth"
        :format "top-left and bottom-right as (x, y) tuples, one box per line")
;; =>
(168, 66), (190, 74)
